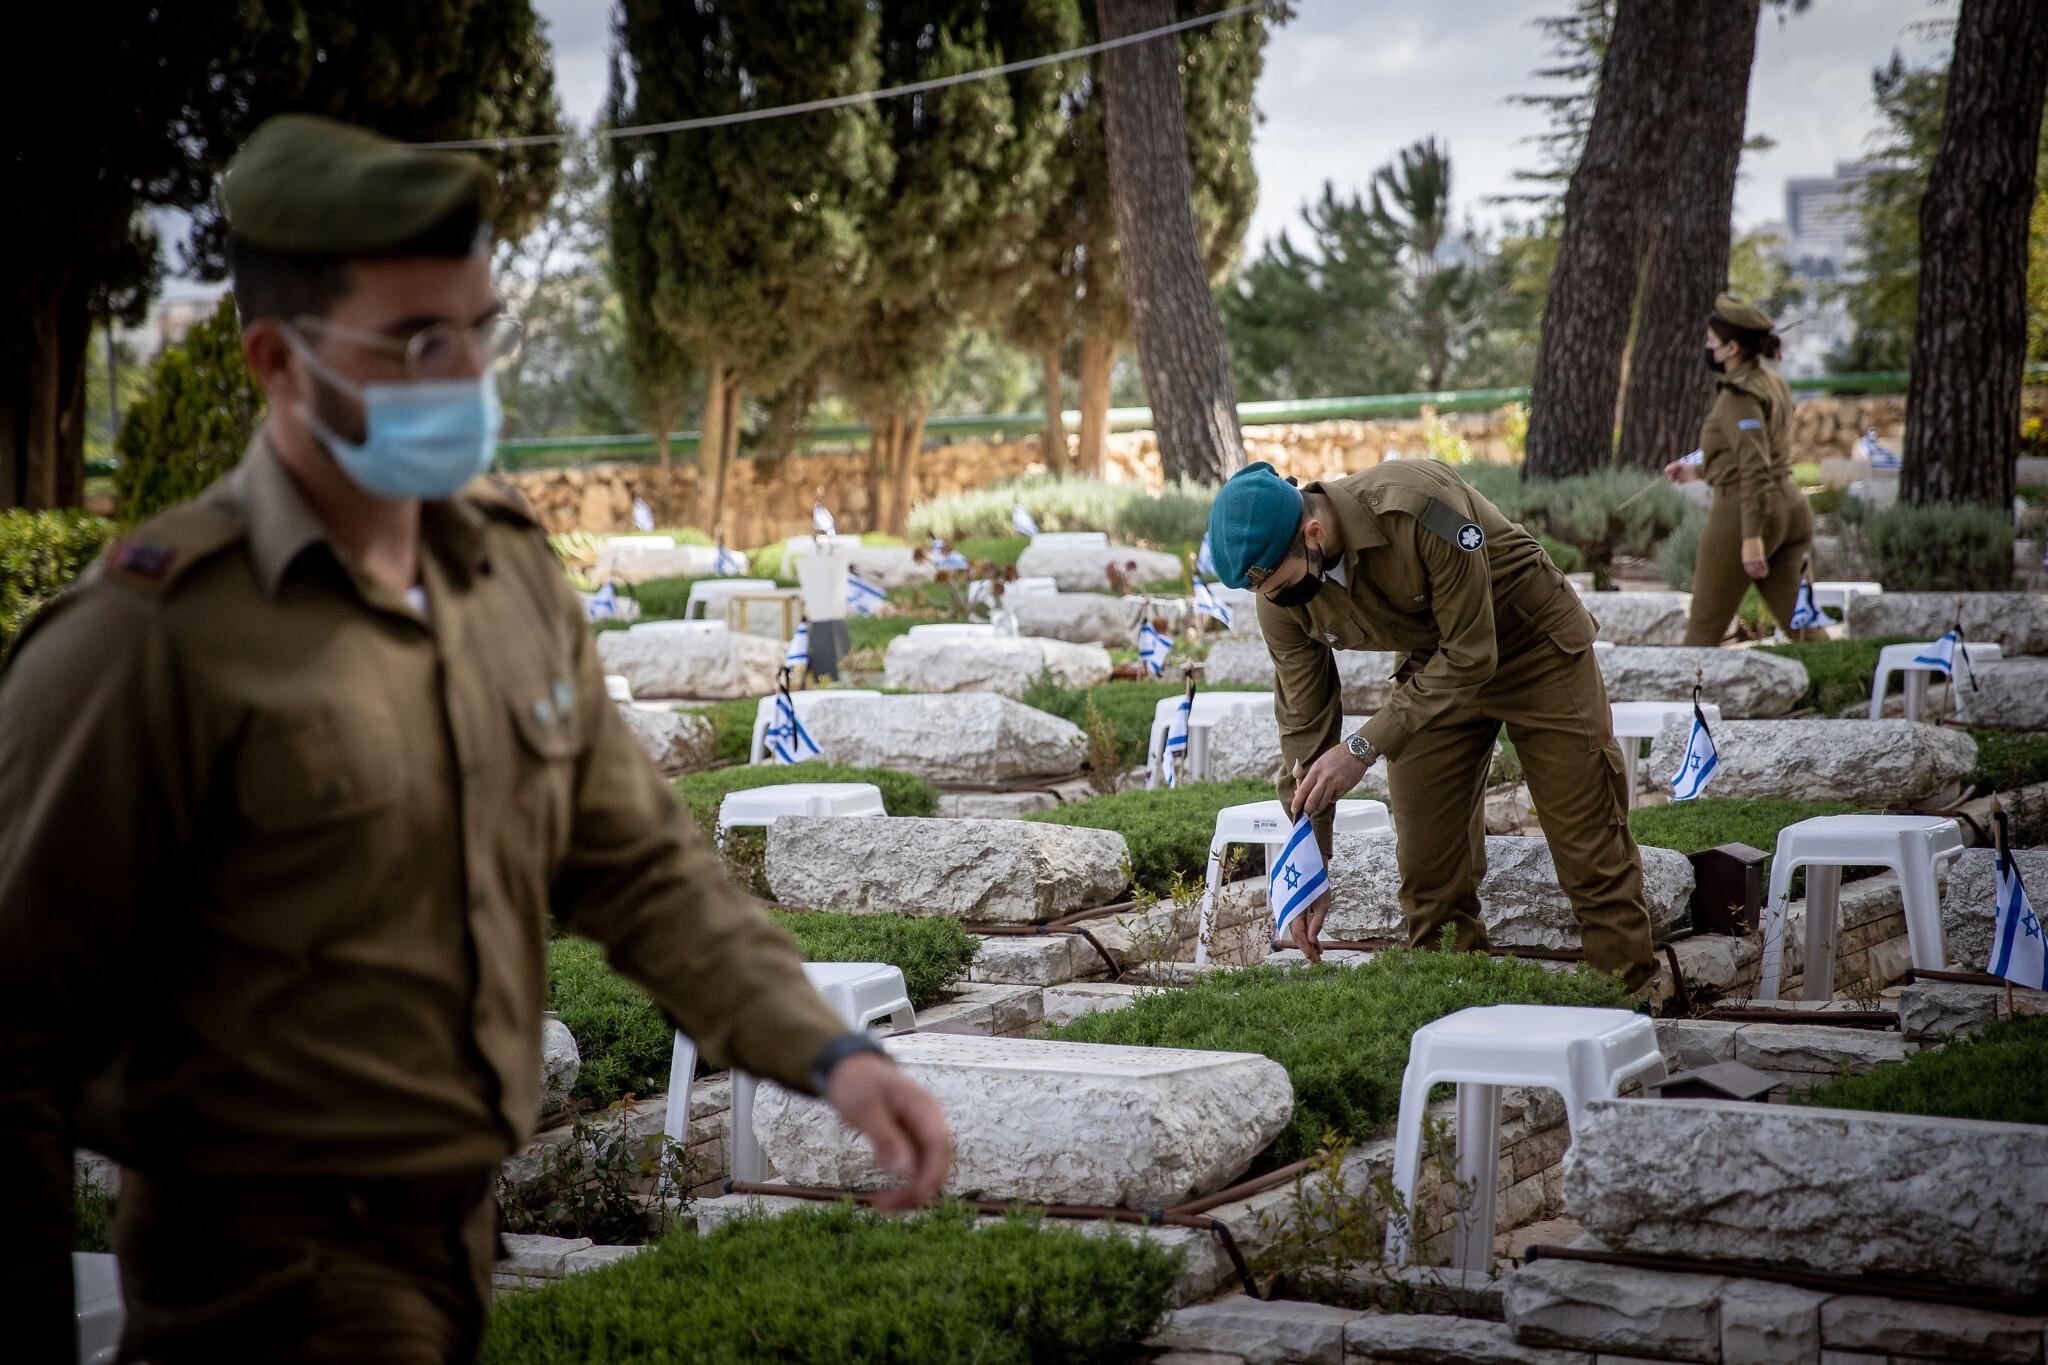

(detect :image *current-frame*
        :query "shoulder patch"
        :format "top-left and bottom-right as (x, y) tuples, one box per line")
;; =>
(1418, 496), (1485, 552)
(102, 501), (244, 595)
(1737, 418), (1763, 430)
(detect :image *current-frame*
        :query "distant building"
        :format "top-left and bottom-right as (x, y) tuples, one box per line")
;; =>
(116, 282), (230, 357)
(1771, 163), (1885, 377)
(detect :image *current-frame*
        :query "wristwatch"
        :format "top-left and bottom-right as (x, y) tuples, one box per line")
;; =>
(808, 1031), (891, 1095)
(1345, 732), (1378, 764)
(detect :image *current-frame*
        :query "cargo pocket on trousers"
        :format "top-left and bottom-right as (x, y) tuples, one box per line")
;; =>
(121, 1246), (321, 1360)
(1599, 746), (1632, 828)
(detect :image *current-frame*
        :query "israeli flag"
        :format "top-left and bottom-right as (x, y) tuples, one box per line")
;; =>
(1990, 841), (2047, 989)
(1913, 629), (1959, 677)
(631, 497), (656, 533)
(1163, 690), (1191, 789)
(1269, 814), (1328, 940)
(585, 581), (619, 622)
(1193, 575), (1233, 629)
(1197, 532), (1217, 579)
(714, 543), (748, 576)
(1787, 575), (1833, 630)
(1136, 619), (1171, 677)
(1680, 448), (1704, 467)
(1669, 702), (1720, 802)
(813, 502), (837, 536)
(766, 688), (822, 766)
(848, 574), (887, 618)
(1012, 505), (1040, 537)
(1859, 427), (1902, 471)
(784, 622), (810, 672)
(930, 537), (969, 571)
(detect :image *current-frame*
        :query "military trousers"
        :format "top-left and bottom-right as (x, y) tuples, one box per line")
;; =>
(1683, 480), (1817, 646)
(114, 1166), (499, 1365)
(1382, 637), (1659, 989)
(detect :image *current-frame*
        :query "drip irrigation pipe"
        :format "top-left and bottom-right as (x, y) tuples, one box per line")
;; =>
(723, 1180), (1263, 1298)
(1655, 939), (1692, 1015)
(1306, 938), (1589, 964)
(1906, 967), (2010, 988)
(1697, 1008), (1898, 1030)
(1523, 1243), (2042, 1314)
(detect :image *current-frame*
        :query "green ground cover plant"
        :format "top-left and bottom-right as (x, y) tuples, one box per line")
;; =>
(1045, 949), (1632, 1165)
(0, 509), (114, 649)
(766, 911), (978, 1010)
(1756, 637), (1914, 715)
(1630, 798), (1866, 868)
(1796, 1014), (2047, 1125)
(1967, 730), (2048, 794)
(479, 1202), (1181, 1365)
(1026, 779), (1275, 894)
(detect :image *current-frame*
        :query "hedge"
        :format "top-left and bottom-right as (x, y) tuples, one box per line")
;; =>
(1025, 779), (1274, 895)
(549, 910), (976, 1107)
(0, 509), (114, 649)
(1797, 1014), (2047, 1125)
(674, 763), (939, 830)
(909, 477), (1132, 544)
(479, 1202), (1180, 1365)
(1861, 501), (2016, 592)
(1045, 949), (1632, 1165)
(113, 295), (262, 526)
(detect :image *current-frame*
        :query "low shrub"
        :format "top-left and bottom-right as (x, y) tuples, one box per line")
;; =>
(955, 534), (1028, 568)
(1020, 677), (1261, 764)
(1046, 949), (1633, 1165)
(113, 295), (263, 526)
(674, 763), (939, 830)
(1025, 779), (1275, 894)
(766, 909), (977, 1009)
(1796, 1014), (2048, 1125)
(1658, 510), (1706, 590)
(623, 576), (699, 619)
(1755, 637), (1912, 715)
(1485, 471), (1690, 588)
(497, 1098), (698, 1245)
(548, 937), (675, 1106)
(1808, 484), (1844, 517)
(1537, 534), (1583, 576)
(1968, 729), (2048, 795)
(1112, 478), (1215, 550)
(909, 476), (1132, 543)
(0, 509), (115, 649)
(1861, 502), (2016, 591)
(478, 1202), (1181, 1365)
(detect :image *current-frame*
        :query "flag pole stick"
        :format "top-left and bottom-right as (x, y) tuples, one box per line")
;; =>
(1616, 475), (1669, 512)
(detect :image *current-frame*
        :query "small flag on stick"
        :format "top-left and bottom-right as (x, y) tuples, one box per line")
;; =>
(1787, 568), (1833, 630)
(631, 497), (656, 533)
(812, 502), (837, 536)
(585, 581), (620, 622)
(714, 540), (748, 577)
(848, 574), (887, 618)
(1989, 799), (2046, 990)
(1012, 505), (1040, 537)
(766, 667), (822, 766)
(1136, 617), (1171, 678)
(784, 621), (810, 674)
(929, 536), (969, 571)
(1269, 811), (1328, 941)
(1669, 683), (1720, 802)
(1163, 674), (1194, 789)
(1193, 574), (1233, 629)
(1197, 532), (1218, 579)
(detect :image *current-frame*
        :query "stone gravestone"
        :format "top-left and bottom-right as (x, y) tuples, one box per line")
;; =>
(597, 628), (784, 700)
(1645, 717), (1976, 806)
(881, 632), (1110, 697)
(752, 1033), (1294, 1207)
(799, 694), (1087, 783)
(1596, 646), (1807, 718)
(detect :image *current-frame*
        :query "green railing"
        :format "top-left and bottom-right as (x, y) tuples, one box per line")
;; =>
(80, 366), (1982, 480)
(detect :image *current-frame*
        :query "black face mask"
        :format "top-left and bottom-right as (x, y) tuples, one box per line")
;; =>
(1704, 345), (1724, 373)
(1266, 545), (1326, 608)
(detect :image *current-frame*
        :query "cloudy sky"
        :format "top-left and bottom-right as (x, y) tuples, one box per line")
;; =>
(535, 0), (1951, 250)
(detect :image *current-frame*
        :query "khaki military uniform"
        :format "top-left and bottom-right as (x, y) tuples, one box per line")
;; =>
(0, 436), (849, 1362)
(1264, 460), (1657, 988)
(1683, 359), (1816, 646)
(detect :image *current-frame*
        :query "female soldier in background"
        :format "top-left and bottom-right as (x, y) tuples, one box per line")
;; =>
(1665, 293), (1817, 646)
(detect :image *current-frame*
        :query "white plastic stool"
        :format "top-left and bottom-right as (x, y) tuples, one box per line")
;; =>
(1609, 701), (1721, 809)
(604, 674), (635, 703)
(75, 1251), (122, 1365)
(1812, 580), (1882, 623)
(1145, 691), (1275, 787)
(663, 961), (916, 1182)
(747, 690), (881, 764)
(684, 578), (774, 620)
(1385, 1005), (1666, 1269)
(778, 534), (864, 578)
(1029, 531), (1110, 549)
(716, 782), (886, 838)
(1869, 641), (2002, 721)
(628, 618), (729, 636)
(1757, 814), (1965, 1001)
(1194, 798), (1392, 965)
(907, 622), (998, 640)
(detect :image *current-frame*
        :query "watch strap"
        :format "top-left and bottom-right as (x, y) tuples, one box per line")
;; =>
(808, 1030), (890, 1095)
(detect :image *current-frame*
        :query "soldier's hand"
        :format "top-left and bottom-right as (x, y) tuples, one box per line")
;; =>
(1291, 743), (1369, 817)
(1288, 889), (1332, 962)
(827, 1053), (952, 1210)
(1662, 459), (1697, 484)
(1740, 536), (1769, 579)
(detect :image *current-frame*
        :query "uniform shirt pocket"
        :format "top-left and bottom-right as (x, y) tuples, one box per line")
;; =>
(235, 702), (402, 831)
(504, 676), (584, 862)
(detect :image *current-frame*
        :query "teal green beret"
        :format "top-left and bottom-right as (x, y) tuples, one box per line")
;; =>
(1207, 462), (1302, 589)
(220, 114), (497, 256)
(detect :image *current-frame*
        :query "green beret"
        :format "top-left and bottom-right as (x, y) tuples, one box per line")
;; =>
(1206, 462), (1303, 590)
(1712, 292), (1775, 334)
(220, 114), (497, 256)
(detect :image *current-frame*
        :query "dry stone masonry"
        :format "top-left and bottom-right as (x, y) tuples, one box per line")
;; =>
(798, 693), (1086, 782)
(1595, 646), (1807, 718)
(596, 627), (784, 700)
(750, 1033), (1293, 1207)
(881, 631), (1110, 697)
(1646, 717), (1977, 806)
(764, 816), (1128, 922)
(1005, 592), (1169, 646)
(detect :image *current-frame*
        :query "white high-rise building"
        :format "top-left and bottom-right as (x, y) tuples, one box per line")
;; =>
(1784, 162), (1879, 277)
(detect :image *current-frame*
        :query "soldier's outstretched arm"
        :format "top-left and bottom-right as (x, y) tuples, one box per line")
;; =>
(0, 586), (187, 1358)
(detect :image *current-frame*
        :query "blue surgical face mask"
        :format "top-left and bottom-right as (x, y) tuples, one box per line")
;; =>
(286, 329), (501, 500)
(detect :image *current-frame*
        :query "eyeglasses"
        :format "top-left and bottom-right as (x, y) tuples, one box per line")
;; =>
(293, 314), (524, 379)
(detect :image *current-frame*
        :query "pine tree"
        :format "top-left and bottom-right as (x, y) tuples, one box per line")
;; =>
(112, 297), (264, 526)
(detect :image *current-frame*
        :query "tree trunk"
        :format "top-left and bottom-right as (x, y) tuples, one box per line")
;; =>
(0, 273), (89, 510)
(891, 405), (927, 535)
(1077, 332), (1115, 480)
(1095, 0), (1244, 485)
(697, 357), (731, 532)
(1618, 0), (1762, 472)
(718, 377), (740, 525)
(1040, 344), (1070, 475)
(865, 414), (898, 536)
(1902, 0), (2048, 509)
(1524, 0), (1689, 479)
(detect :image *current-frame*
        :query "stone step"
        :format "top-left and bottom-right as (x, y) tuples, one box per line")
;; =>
(1349, 1311), (1593, 1364)
(966, 933), (1099, 987)
(1042, 980), (1148, 1026)
(911, 982), (1043, 1038)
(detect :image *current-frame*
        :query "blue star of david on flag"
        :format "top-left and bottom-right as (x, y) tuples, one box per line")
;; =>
(1669, 700), (1719, 802)
(1991, 839), (2047, 990)
(1268, 813), (1327, 939)
(929, 537), (969, 572)
(1193, 575), (1233, 629)
(714, 543), (748, 576)
(1012, 505), (1039, 537)
(848, 574), (887, 618)
(1787, 575), (1833, 630)
(1136, 619), (1171, 678)
(584, 581), (619, 622)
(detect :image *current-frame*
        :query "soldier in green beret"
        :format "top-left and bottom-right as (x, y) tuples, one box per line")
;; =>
(1665, 292), (1818, 645)
(1207, 460), (1658, 991)
(0, 115), (950, 1364)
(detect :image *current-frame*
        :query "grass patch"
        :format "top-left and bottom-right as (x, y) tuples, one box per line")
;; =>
(1045, 949), (1633, 1165)
(1968, 729), (2048, 795)
(956, 534), (1029, 568)
(1756, 637), (1912, 715)
(1020, 677), (1263, 767)
(673, 763), (939, 830)
(1631, 798), (1866, 866)
(75, 1182), (112, 1254)
(1796, 1014), (2048, 1125)
(1025, 779), (1275, 895)
(677, 698), (763, 766)
(766, 910), (978, 1010)
(479, 1202), (1180, 1365)
(847, 616), (922, 653)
